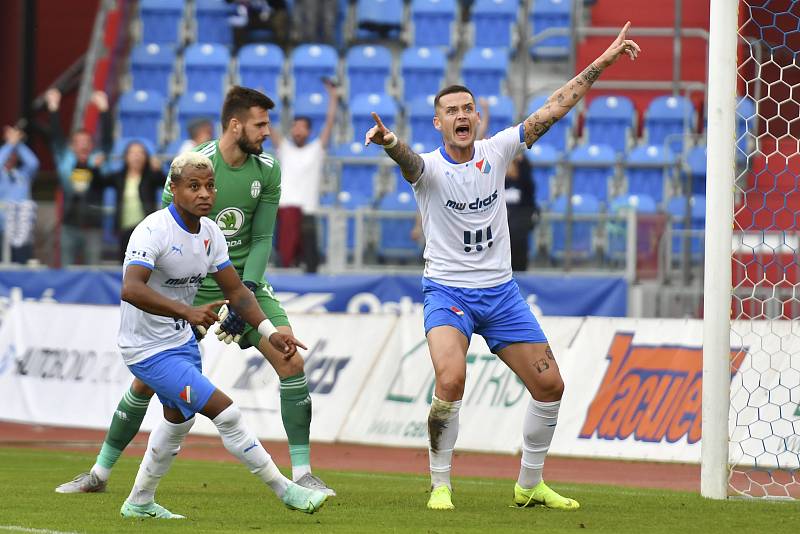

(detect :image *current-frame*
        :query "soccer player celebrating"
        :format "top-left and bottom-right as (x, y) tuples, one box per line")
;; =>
(116, 151), (326, 518)
(364, 23), (640, 510)
(57, 87), (334, 496)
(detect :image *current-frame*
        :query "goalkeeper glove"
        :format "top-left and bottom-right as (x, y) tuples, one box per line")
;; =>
(191, 324), (207, 341)
(215, 281), (259, 344)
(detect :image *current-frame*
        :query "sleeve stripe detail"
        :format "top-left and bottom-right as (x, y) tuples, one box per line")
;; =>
(127, 260), (154, 270)
(216, 259), (233, 271)
(199, 144), (216, 157)
(518, 123), (525, 143)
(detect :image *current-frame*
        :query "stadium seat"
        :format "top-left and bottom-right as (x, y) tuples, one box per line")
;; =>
(183, 43), (230, 94)
(606, 193), (658, 261)
(568, 143), (616, 201)
(411, 0), (456, 50)
(106, 137), (159, 174)
(292, 92), (331, 141)
(139, 0), (184, 44)
(175, 91), (223, 142)
(129, 43), (176, 96)
(291, 44), (339, 100)
(401, 47), (447, 101)
(346, 45), (393, 97)
(471, 0), (518, 48)
(624, 144), (675, 204)
(339, 190), (373, 252)
(355, 0), (404, 41)
(350, 93), (398, 142)
(482, 95), (515, 138)
(237, 44), (284, 98)
(377, 191), (420, 261)
(332, 142), (383, 199)
(529, 0), (573, 59)
(736, 95), (757, 160)
(194, 0), (235, 45)
(667, 194), (706, 261)
(549, 193), (600, 262)
(584, 95), (635, 154)
(117, 90), (166, 146)
(461, 47), (510, 97)
(526, 142), (559, 207)
(685, 144), (707, 195)
(526, 94), (575, 153)
(644, 95), (696, 155)
(408, 95), (439, 148)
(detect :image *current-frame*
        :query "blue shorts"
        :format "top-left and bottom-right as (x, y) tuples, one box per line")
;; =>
(127, 338), (216, 419)
(422, 278), (548, 352)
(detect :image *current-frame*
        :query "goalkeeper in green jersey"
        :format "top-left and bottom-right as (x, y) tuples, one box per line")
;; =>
(56, 86), (335, 497)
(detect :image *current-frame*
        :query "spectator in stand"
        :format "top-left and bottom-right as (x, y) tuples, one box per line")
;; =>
(46, 88), (113, 267)
(178, 118), (215, 155)
(227, 0), (291, 49)
(0, 125), (40, 264)
(294, 0), (335, 45)
(106, 140), (166, 260)
(272, 79), (338, 273)
(505, 155), (538, 271)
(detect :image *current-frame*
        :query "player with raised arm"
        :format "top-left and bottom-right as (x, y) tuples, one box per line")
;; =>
(117, 152), (326, 518)
(364, 23), (640, 511)
(56, 86), (335, 496)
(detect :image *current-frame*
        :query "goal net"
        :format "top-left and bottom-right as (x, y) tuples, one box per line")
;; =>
(726, 0), (800, 499)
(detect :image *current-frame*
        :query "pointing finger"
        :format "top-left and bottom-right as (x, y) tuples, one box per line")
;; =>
(619, 21), (631, 41)
(371, 112), (386, 130)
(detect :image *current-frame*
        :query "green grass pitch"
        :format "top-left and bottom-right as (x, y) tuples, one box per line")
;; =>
(0, 448), (796, 533)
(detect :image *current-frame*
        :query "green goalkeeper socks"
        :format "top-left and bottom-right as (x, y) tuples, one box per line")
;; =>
(280, 373), (312, 472)
(95, 387), (150, 470)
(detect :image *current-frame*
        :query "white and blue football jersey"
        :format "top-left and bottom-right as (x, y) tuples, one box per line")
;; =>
(118, 204), (230, 365)
(412, 125), (526, 288)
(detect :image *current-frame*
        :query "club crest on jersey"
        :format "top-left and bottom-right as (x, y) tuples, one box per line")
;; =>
(475, 158), (492, 174)
(204, 239), (210, 256)
(250, 180), (261, 198)
(179, 385), (191, 404)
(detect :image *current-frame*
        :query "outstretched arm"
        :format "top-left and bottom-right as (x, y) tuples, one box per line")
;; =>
(522, 22), (641, 148)
(318, 79), (339, 148)
(364, 112), (424, 184)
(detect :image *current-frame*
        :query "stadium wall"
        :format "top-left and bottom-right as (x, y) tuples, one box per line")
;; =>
(2, 301), (794, 466)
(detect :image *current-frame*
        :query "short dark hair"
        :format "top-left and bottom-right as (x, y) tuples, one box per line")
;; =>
(433, 85), (475, 110)
(221, 86), (275, 131)
(292, 116), (312, 129)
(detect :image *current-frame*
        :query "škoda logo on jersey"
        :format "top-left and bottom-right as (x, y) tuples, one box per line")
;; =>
(579, 333), (745, 444)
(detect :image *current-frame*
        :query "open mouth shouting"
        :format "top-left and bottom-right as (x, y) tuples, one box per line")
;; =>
(455, 123), (471, 142)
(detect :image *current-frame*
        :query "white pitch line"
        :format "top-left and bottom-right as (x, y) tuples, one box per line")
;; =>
(0, 526), (82, 534)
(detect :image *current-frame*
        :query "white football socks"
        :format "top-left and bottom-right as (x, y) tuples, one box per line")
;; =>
(127, 416), (195, 505)
(428, 395), (462, 490)
(518, 398), (561, 489)
(212, 404), (290, 498)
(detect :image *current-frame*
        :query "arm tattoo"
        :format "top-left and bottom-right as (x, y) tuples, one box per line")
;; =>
(385, 140), (424, 182)
(581, 63), (602, 84)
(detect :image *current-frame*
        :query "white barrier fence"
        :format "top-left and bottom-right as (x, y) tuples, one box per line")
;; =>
(1, 301), (795, 466)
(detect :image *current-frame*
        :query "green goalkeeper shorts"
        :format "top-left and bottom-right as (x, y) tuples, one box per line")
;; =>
(194, 280), (290, 350)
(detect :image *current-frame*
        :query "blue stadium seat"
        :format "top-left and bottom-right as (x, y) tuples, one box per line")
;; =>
(549, 193), (600, 262)
(462, 47), (509, 97)
(736, 95), (757, 160)
(339, 190), (373, 252)
(644, 95), (696, 155)
(667, 194), (706, 261)
(685, 144), (707, 195)
(355, 0), (404, 40)
(291, 44), (339, 100)
(529, 0), (573, 59)
(408, 95), (439, 148)
(526, 94), (575, 153)
(526, 142), (559, 207)
(118, 90), (166, 145)
(106, 137), (159, 174)
(292, 92), (331, 140)
(139, 0), (184, 44)
(568, 143), (616, 201)
(471, 0), (518, 48)
(606, 193), (658, 261)
(350, 93), (398, 142)
(346, 45), (393, 97)
(175, 91), (223, 142)
(401, 47), (447, 101)
(332, 142), (383, 198)
(482, 95), (515, 137)
(377, 191), (420, 261)
(237, 44), (284, 97)
(184, 43), (230, 94)
(194, 0), (235, 45)
(130, 43), (175, 96)
(411, 0), (456, 50)
(625, 144), (674, 203)
(585, 95), (635, 154)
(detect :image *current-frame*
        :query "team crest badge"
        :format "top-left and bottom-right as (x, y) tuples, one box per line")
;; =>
(475, 158), (492, 174)
(450, 305), (465, 316)
(250, 180), (261, 198)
